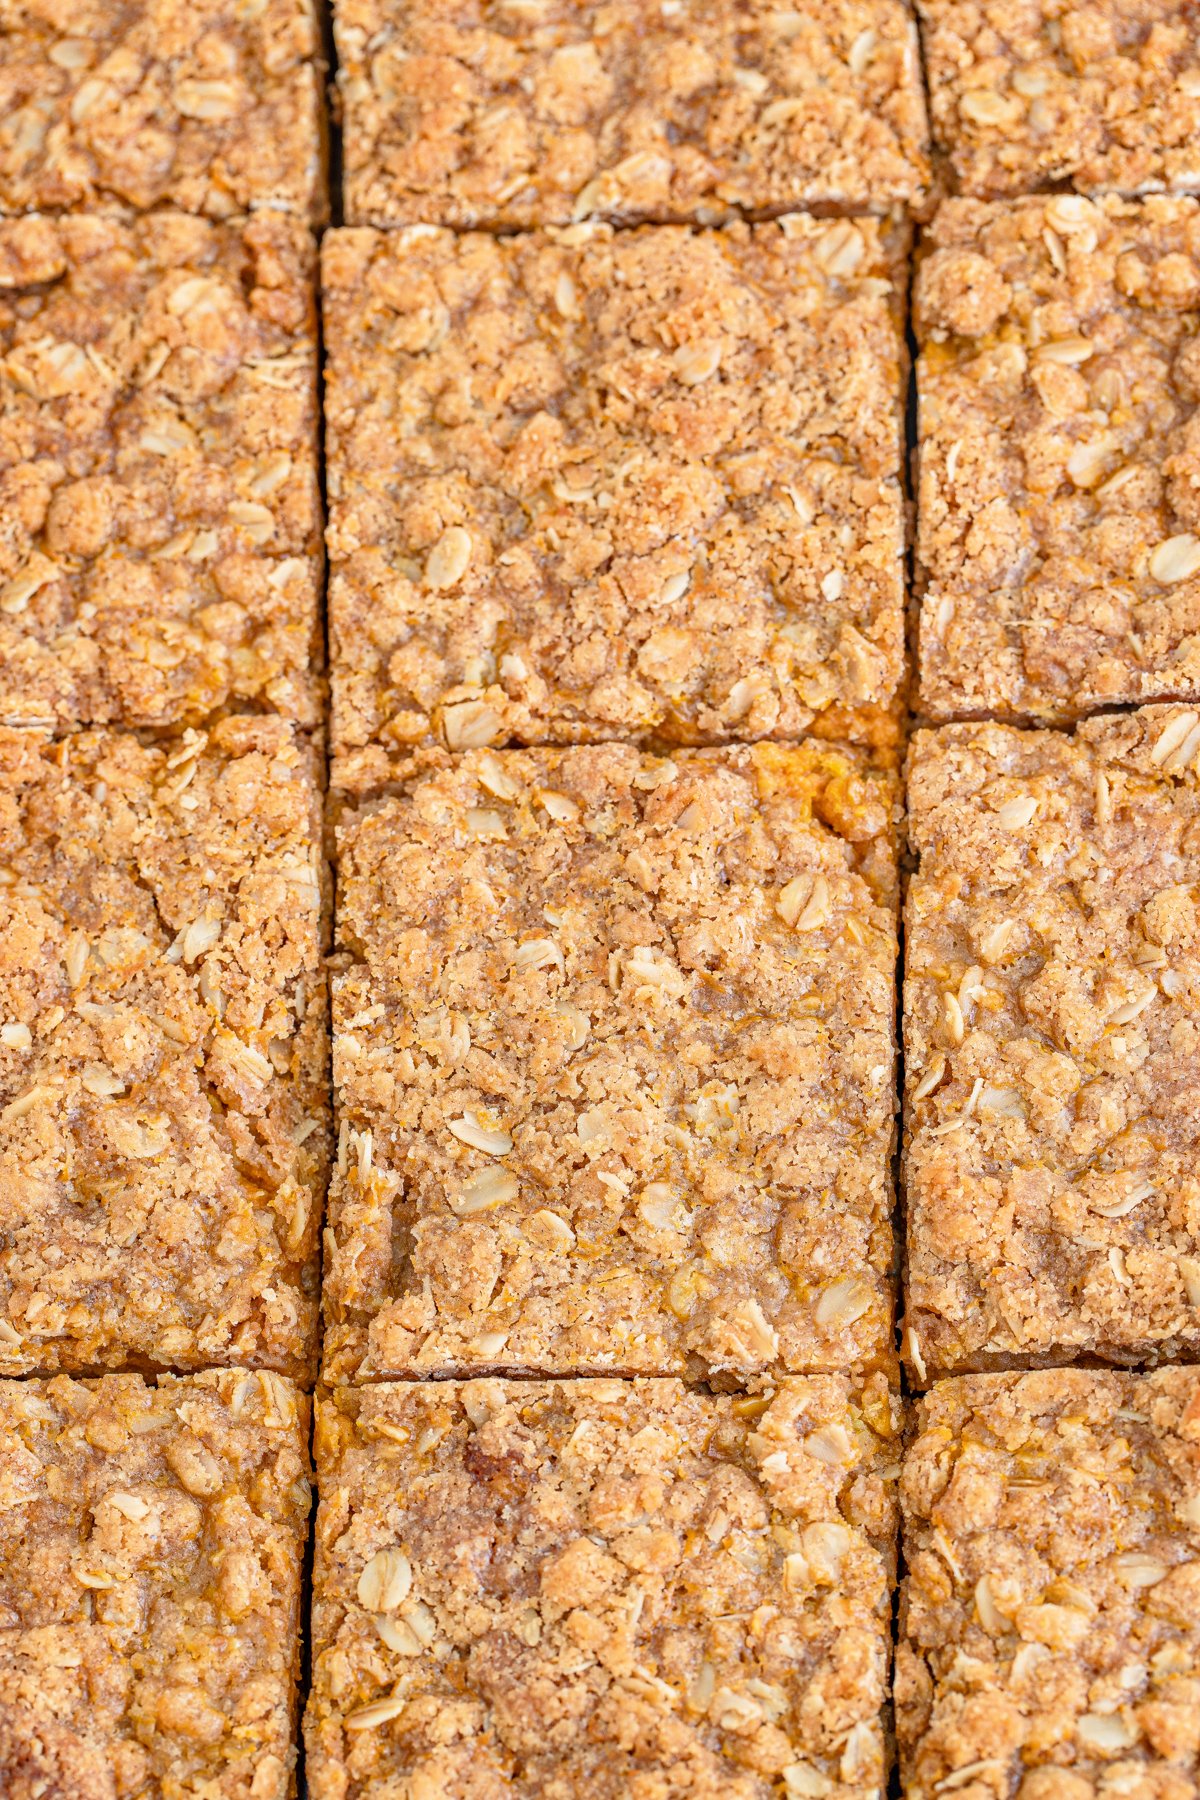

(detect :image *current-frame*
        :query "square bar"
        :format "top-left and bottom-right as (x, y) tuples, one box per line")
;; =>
(326, 740), (900, 1383)
(0, 716), (328, 1379)
(0, 0), (326, 221)
(307, 1374), (900, 1799)
(334, 0), (930, 228)
(0, 210), (322, 731)
(899, 1367), (1200, 1800)
(903, 706), (1200, 1380)
(323, 217), (908, 795)
(915, 194), (1200, 725)
(0, 1368), (310, 1796)
(916, 0), (1200, 200)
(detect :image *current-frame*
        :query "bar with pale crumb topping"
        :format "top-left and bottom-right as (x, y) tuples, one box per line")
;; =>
(0, 1367), (310, 1797)
(323, 215), (908, 795)
(0, 0), (325, 222)
(0, 209), (322, 732)
(898, 1366), (1200, 1800)
(307, 1374), (899, 1800)
(915, 194), (1200, 725)
(334, 0), (929, 228)
(915, 0), (1200, 200)
(903, 705), (1200, 1382)
(326, 738), (899, 1385)
(0, 716), (328, 1379)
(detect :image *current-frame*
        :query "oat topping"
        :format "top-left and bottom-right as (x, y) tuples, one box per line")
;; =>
(903, 706), (1200, 1378)
(0, 1368), (310, 1799)
(899, 1367), (1200, 1800)
(0, 0), (326, 222)
(307, 1374), (899, 1799)
(916, 0), (1200, 200)
(323, 216), (908, 794)
(0, 717), (328, 1378)
(334, 0), (929, 228)
(325, 740), (900, 1384)
(0, 209), (322, 731)
(916, 194), (1200, 724)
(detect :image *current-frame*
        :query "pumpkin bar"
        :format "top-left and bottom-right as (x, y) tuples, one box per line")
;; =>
(334, 0), (930, 229)
(898, 1367), (1200, 1800)
(0, 716), (328, 1379)
(323, 216), (908, 795)
(0, 210), (322, 731)
(306, 1374), (900, 1800)
(0, 0), (326, 222)
(915, 194), (1200, 725)
(903, 706), (1200, 1381)
(0, 1368), (310, 1798)
(325, 739), (900, 1384)
(915, 0), (1200, 200)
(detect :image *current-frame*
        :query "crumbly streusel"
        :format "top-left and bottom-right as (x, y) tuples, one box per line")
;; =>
(307, 1374), (899, 1800)
(335, 0), (929, 228)
(0, 209), (322, 730)
(323, 216), (908, 794)
(915, 194), (1200, 724)
(326, 740), (900, 1384)
(0, 0), (326, 222)
(916, 0), (1200, 200)
(898, 1367), (1200, 1800)
(0, 1367), (310, 1799)
(0, 716), (328, 1379)
(903, 706), (1200, 1379)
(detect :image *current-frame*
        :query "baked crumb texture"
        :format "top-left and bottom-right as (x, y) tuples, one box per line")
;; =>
(306, 1374), (899, 1800)
(326, 740), (900, 1385)
(0, 209), (322, 733)
(0, 717), (328, 1380)
(903, 705), (1200, 1381)
(322, 216), (908, 796)
(915, 0), (1200, 200)
(915, 193), (1200, 726)
(334, 0), (931, 228)
(898, 1366), (1200, 1800)
(0, 1368), (310, 1799)
(0, 0), (326, 222)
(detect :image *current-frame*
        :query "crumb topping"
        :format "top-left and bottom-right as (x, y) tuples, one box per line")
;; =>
(904, 705), (1200, 1377)
(323, 216), (908, 794)
(326, 740), (899, 1384)
(307, 1374), (899, 1800)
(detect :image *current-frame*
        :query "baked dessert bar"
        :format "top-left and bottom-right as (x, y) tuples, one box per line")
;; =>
(916, 0), (1200, 200)
(0, 0), (326, 221)
(335, 0), (930, 228)
(0, 1368), (310, 1798)
(323, 216), (908, 794)
(0, 210), (322, 731)
(0, 716), (328, 1378)
(307, 1373), (899, 1799)
(916, 194), (1200, 724)
(899, 1366), (1200, 1800)
(326, 740), (900, 1383)
(903, 706), (1200, 1379)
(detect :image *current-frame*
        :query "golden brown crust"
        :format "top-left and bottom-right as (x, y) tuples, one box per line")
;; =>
(325, 740), (899, 1385)
(0, 210), (322, 731)
(0, 716), (328, 1379)
(916, 0), (1200, 200)
(898, 1367), (1200, 1800)
(903, 706), (1200, 1379)
(0, 0), (326, 222)
(915, 193), (1200, 724)
(322, 218), (909, 793)
(307, 1374), (900, 1800)
(0, 1368), (311, 1800)
(335, 0), (930, 227)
